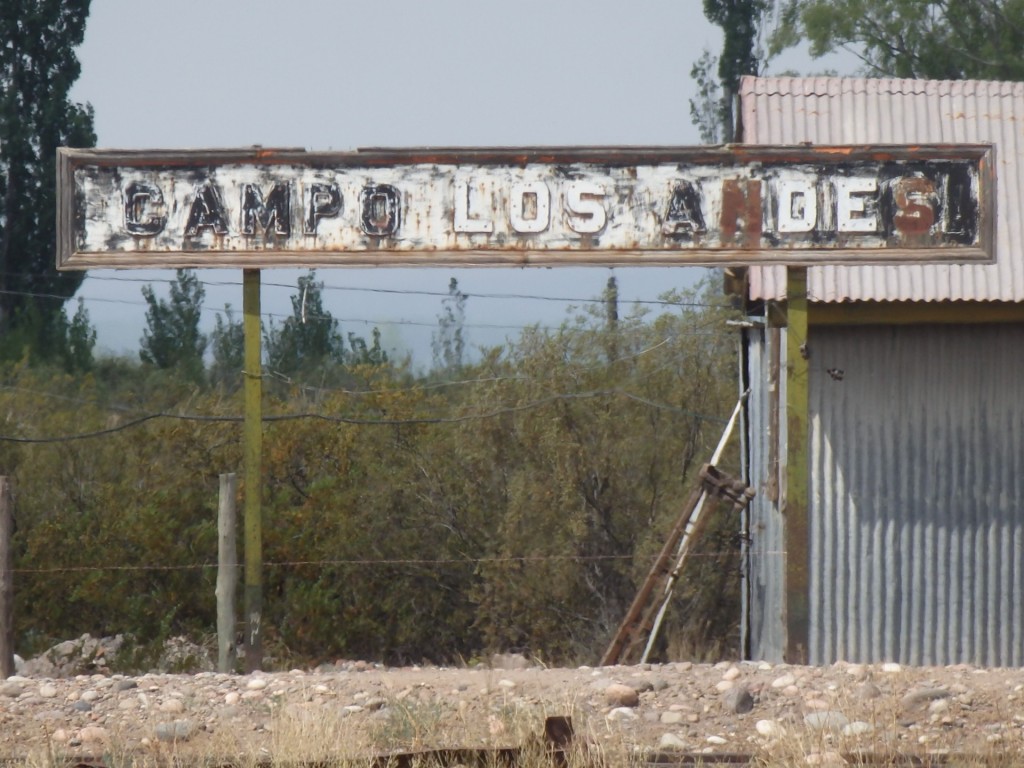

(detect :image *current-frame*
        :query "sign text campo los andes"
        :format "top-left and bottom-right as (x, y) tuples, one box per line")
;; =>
(57, 146), (994, 270)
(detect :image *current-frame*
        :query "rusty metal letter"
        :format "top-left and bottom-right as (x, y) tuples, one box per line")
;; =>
(720, 178), (762, 248)
(836, 177), (879, 233)
(123, 181), (167, 236)
(453, 179), (494, 233)
(241, 183), (290, 237)
(184, 182), (229, 237)
(510, 181), (550, 234)
(360, 184), (401, 237)
(775, 178), (817, 233)
(304, 183), (342, 235)
(565, 181), (607, 234)
(892, 176), (937, 236)
(662, 181), (706, 237)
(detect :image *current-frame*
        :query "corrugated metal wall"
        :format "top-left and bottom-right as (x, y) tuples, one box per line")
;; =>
(744, 326), (786, 661)
(806, 324), (1024, 666)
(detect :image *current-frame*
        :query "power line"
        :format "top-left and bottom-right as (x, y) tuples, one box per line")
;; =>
(0, 388), (729, 444)
(81, 272), (719, 308)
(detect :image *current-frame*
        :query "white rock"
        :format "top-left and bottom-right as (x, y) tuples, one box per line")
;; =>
(246, 677), (268, 690)
(842, 721), (874, 736)
(659, 733), (687, 750)
(38, 684), (58, 698)
(224, 691), (240, 705)
(660, 711), (685, 725)
(881, 662), (902, 673)
(804, 711), (849, 731)
(756, 719), (786, 738)
(80, 689), (99, 702)
(606, 707), (639, 722)
(722, 666), (741, 681)
(497, 679), (516, 689)
(706, 735), (728, 745)
(715, 680), (734, 692)
(159, 699), (185, 714)
(772, 673), (797, 688)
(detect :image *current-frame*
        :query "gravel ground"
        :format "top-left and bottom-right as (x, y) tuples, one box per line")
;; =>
(1, 657), (1024, 763)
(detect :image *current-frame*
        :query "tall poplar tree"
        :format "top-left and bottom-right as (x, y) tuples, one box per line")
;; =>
(140, 270), (208, 382)
(0, 0), (96, 352)
(690, 0), (771, 143)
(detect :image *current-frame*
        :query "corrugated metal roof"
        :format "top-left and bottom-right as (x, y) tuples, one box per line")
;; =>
(740, 76), (1024, 302)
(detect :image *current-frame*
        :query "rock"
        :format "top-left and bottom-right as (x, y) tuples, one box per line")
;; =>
(902, 687), (950, 707)
(224, 691), (240, 705)
(854, 682), (882, 700)
(715, 680), (734, 692)
(721, 684), (754, 714)
(497, 679), (516, 689)
(603, 683), (640, 708)
(756, 719), (786, 738)
(246, 677), (268, 691)
(659, 733), (687, 750)
(804, 711), (849, 731)
(842, 721), (874, 736)
(155, 719), (196, 743)
(706, 735), (727, 745)
(113, 679), (138, 692)
(772, 673), (797, 688)
(80, 689), (100, 702)
(606, 706), (638, 722)
(38, 684), (58, 698)
(72, 700), (92, 712)
(881, 662), (902, 673)
(0, 682), (24, 697)
(660, 711), (685, 725)
(722, 666), (741, 681)
(159, 698), (185, 714)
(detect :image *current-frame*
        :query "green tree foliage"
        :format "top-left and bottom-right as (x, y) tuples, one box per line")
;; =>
(60, 297), (96, 373)
(209, 305), (245, 392)
(264, 271), (346, 379)
(432, 278), (468, 371)
(691, 0), (771, 143)
(0, 0), (95, 352)
(140, 270), (208, 382)
(773, 0), (1024, 79)
(2, 280), (743, 667)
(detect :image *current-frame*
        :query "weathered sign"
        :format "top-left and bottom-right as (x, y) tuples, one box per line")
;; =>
(57, 145), (994, 269)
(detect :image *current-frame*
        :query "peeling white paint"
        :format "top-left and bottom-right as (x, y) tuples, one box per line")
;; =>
(58, 147), (992, 269)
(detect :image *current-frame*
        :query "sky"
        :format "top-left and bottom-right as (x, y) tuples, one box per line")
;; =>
(67, 0), (856, 365)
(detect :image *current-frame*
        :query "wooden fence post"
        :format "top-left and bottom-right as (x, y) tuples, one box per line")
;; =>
(216, 473), (238, 674)
(0, 478), (14, 678)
